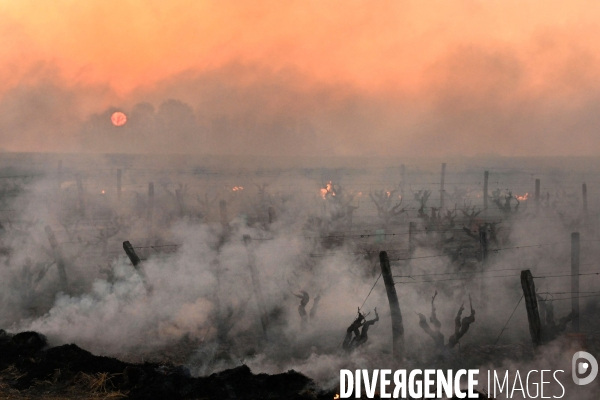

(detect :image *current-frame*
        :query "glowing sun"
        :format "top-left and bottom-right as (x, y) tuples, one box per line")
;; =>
(111, 111), (127, 126)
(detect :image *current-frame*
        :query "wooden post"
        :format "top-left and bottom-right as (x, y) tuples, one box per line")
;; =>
(57, 160), (63, 191)
(75, 173), (85, 217)
(400, 164), (406, 197)
(483, 171), (489, 210)
(219, 200), (229, 230)
(479, 228), (488, 310)
(175, 188), (185, 217)
(211, 259), (224, 341)
(571, 232), (580, 332)
(146, 183), (154, 254)
(123, 241), (141, 268)
(268, 205), (276, 225)
(380, 251), (404, 358)
(117, 169), (122, 201)
(44, 226), (68, 292)
(521, 269), (542, 347)
(479, 227), (488, 262)
(243, 235), (269, 340)
(408, 222), (416, 255)
(582, 184), (588, 219)
(535, 179), (541, 208)
(440, 163), (446, 210)
(147, 182), (154, 224)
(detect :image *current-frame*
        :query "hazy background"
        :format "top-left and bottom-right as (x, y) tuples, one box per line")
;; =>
(1, 1), (600, 157)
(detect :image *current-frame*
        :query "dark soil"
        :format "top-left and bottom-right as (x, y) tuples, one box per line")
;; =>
(0, 329), (335, 400)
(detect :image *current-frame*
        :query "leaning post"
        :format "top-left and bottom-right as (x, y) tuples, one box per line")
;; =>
(521, 269), (542, 347)
(380, 251), (404, 359)
(123, 241), (141, 268)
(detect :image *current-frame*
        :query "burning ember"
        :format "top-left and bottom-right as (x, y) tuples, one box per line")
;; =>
(334, 394), (340, 399)
(320, 181), (333, 199)
(101, 190), (105, 194)
(232, 186), (244, 192)
(515, 192), (529, 201)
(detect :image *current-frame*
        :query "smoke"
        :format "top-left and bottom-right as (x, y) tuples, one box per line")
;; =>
(4, 1), (600, 158)
(0, 61), (118, 153)
(0, 155), (597, 396)
(1, 3), (600, 396)
(2, 45), (600, 157)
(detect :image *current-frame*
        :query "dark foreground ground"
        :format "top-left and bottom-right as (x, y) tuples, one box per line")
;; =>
(0, 330), (336, 400)
(2, 328), (598, 399)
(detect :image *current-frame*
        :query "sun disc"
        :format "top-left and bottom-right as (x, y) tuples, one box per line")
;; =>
(111, 111), (127, 126)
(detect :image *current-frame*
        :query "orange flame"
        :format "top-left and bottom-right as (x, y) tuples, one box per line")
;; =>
(334, 395), (340, 400)
(515, 193), (529, 201)
(320, 181), (333, 199)
(232, 186), (244, 192)
(101, 190), (105, 194)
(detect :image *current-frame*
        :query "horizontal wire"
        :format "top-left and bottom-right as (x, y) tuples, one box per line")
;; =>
(533, 272), (600, 279)
(539, 294), (600, 302)
(394, 273), (520, 284)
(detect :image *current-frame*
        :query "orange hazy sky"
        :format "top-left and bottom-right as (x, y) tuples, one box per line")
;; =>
(2, 0), (600, 155)
(2, 0), (599, 93)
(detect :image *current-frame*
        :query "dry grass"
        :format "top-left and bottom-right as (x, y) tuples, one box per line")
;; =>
(74, 372), (128, 398)
(0, 366), (128, 399)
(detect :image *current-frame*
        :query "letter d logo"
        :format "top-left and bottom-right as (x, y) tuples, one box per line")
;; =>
(572, 351), (598, 385)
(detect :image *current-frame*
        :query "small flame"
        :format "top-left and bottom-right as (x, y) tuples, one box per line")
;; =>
(515, 193), (529, 201)
(386, 191), (391, 198)
(334, 395), (340, 400)
(320, 181), (333, 199)
(232, 186), (244, 192)
(101, 190), (105, 194)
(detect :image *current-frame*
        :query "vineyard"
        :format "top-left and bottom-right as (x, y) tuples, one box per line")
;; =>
(0, 153), (599, 398)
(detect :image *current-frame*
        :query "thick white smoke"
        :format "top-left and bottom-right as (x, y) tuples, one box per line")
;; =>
(0, 154), (597, 392)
